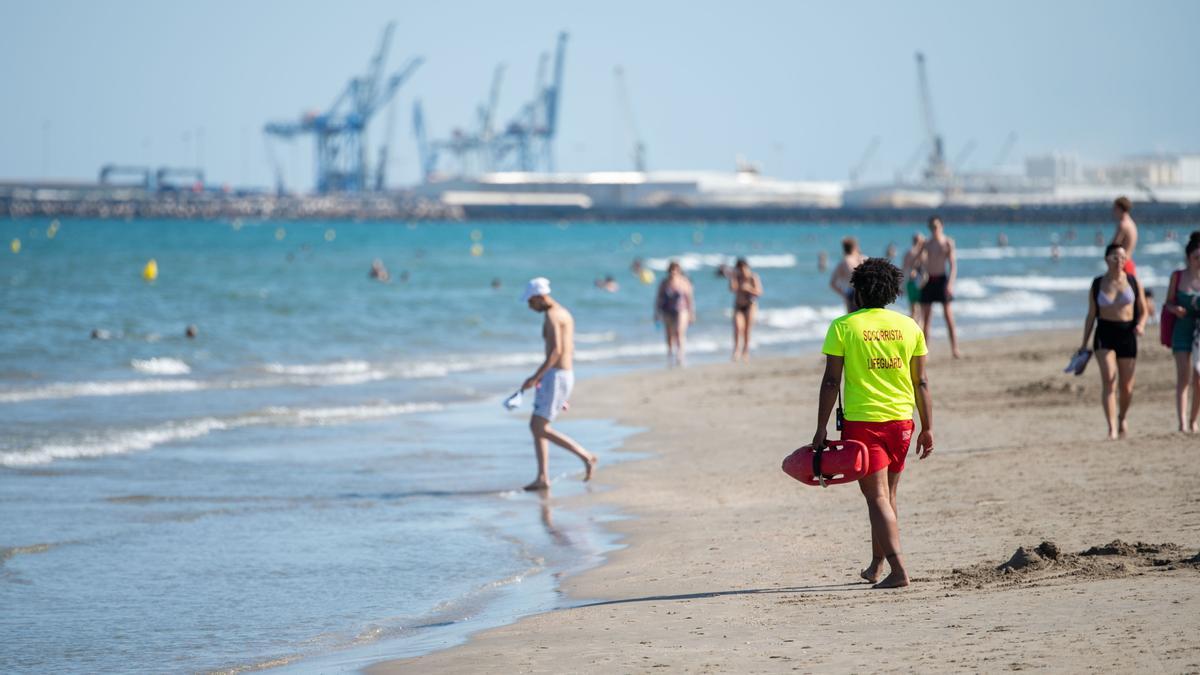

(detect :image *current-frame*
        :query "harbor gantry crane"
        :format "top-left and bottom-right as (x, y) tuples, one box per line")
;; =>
(614, 66), (647, 172)
(849, 136), (881, 185)
(914, 52), (949, 183)
(264, 22), (423, 193)
(412, 31), (567, 181)
(412, 64), (506, 180)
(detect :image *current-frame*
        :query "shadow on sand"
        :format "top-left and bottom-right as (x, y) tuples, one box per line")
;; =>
(574, 581), (871, 608)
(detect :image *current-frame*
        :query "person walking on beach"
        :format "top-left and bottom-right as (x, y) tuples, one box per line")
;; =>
(519, 277), (598, 491)
(1079, 244), (1148, 439)
(901, 233), (926, 321)
(830, 237), (865, 313)
(812, 257), (933, 589)
(918, 216), (962, 358)
(655, 261), (695, 367)
(1110, 196), (1139, 276)
(729, 258), (763, 362)
(1164, 232), (1200, 433)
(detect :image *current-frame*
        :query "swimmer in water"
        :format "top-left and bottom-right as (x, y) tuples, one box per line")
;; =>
(369, 259), (390, 283)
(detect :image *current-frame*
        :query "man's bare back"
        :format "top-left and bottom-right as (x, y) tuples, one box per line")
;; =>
(543, 305), (575, 371)
(1112, 215), (1138, 259)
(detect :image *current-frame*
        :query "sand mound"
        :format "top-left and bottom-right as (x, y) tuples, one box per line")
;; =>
(949, 539), (1198, 589)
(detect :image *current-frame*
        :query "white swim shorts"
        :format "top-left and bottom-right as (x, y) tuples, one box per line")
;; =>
(533, 368), (574, 421)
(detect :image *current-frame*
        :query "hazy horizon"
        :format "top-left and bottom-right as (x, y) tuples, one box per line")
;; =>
(2, 0), (1198, 191)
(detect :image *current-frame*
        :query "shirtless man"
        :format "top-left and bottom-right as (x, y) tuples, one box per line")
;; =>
(520, 277), (597, 491)
(830, 237), (866, 313)
(901, 233), (926, 321)
(918, 216), (962, 358)
(1110, 196), (1138, 276)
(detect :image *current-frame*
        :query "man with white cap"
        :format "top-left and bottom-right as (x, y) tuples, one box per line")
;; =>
(520, 277), (597, 491)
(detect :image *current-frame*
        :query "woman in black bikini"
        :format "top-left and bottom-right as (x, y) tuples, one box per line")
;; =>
(728, 258), (763, 362)
(1079, 244), (1148, 439)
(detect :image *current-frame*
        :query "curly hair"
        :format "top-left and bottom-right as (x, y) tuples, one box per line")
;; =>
(850, 257), (904, 309)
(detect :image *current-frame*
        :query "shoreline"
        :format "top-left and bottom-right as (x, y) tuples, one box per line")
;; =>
(368, 326), (1200, 673)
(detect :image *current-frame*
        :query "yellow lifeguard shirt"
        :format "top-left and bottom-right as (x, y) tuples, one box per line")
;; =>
(821, 308), (927, 422)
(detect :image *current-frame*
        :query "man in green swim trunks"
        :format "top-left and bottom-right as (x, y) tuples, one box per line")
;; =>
(901, 233), (925, 321)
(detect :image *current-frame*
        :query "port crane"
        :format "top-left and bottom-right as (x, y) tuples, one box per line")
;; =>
(614, 66), (646, 172)
(415, 32), (567, 180)
(265, 23), (423, 193)
(849, 136), (881, 185)
(413, 64), (506, 179)
(915, 52), (949, 183)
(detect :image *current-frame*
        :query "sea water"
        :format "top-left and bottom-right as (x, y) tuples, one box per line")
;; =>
(0, 218), (1186, 672)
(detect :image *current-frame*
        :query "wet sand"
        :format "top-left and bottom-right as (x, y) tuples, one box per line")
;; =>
(370, 329), (1200, 673)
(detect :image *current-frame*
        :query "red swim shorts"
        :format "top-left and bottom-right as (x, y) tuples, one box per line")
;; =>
(842, 419), (915, 475)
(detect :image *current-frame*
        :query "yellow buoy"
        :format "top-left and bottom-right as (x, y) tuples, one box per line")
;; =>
(47, 220), (60, 239)
(10, 238), (20, 254)
(274, 227), (286, 241)
(639, 268), (654, 284)
(470, 243), (484, 257)
(142, 259), (158, 281)
(324, 228), (336, 242)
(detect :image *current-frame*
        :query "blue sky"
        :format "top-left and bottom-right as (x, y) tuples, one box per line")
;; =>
(1, 0), (1197, 190)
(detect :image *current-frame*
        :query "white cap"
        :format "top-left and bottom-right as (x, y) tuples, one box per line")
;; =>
(522, 277), (551, 302)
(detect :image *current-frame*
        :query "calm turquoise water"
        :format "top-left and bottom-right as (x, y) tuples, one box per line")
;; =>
(0, 218), (1186, 673)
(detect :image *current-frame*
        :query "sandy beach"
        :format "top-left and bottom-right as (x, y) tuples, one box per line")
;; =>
(370, 327), (1200, 673)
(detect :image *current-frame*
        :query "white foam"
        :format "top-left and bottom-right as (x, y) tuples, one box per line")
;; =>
(0, 418), (228, 467)
(575, 331), (617, 344)
(644, 252), (796, 272)
(1141, 241), (1184, 255)
(251, 402), (444, 426)
(755, 305), (845, 330)
(0, 378), (206, 403)
(982, 267), (1167, 292)
(949, 279), (988, 299)
(957, 240), (1180, 261)
(0, 401), (443, 467)
(953, 290), (1055, 319)
(131, 357), (191, 375)
(263, 361), (371, 376)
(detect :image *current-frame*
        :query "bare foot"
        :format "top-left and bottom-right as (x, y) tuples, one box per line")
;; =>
(872, 570), (910, 589)
(860, 556), (883, 583)
(1118, 417), (1129, 439)
(584, 455), (598, 482)
(952, 349), (963, 359)
(523, 479), (550, 492)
